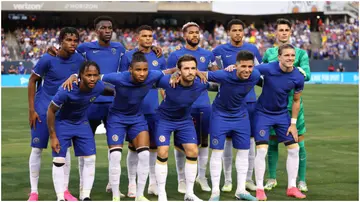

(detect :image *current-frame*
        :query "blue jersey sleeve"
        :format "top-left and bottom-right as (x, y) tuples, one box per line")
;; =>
(253, 47), (262, 64)
(102, 72), (122, 86)
(156, 74), (171, 89)
(119, 54), (130, 72)
(52, 88), (68, 108)
(159, 56), (167, 70)
(207, 70), (227, 83)
(254, 63), (269, 75)
(76, 43), (86, 55)
(33, 54), (51, 77)
(294, 75), (305, 94)
(166, 52), (178, 69)
(212, 47), (223, 68)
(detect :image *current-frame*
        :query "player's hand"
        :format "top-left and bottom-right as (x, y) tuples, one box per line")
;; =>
(224, 65), (236, 72)
(287, 124), (298, 142)
(29, 110), (41, 130)
(50, 136), (60, 154)
(62, 74), (78, 91)
(152, 46), (163, 58)
(196, 70), (208, 83)
(47, 46), (58, 57)
(169, 71), (181, 88)
(175, 44), (183, 50)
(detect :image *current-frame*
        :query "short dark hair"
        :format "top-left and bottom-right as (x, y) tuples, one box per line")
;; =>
(94, 16), (114, 29)
(130, 51), (148, 68)
(177, 54), (197, 69)
(275, 18), (292, 29)
(227, 19), (246, 31)
(59, 27), (79, 43)
(236, 50), (255, 63)
(78, 61), (100, 78)
(136, 25), (153, 34)
(278, 44), (295, 55)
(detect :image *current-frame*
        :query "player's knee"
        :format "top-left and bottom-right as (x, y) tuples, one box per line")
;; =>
(83, 155), (96, 166)
(185, 146), (198, 157)
(255, 141), (269, 149)
(136, 146), (149, 154)
(285, 142), (299, 153)
(186, 156), (198, 164)
(53, 157), (66, 167)
(157, 147), (169, 159)
(128, 145), (136, 152)
(156, 156), (168, 164)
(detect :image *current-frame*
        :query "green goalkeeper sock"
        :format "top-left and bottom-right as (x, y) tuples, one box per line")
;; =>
(298, 140), (307, 182)
(267, 139), (279, 179)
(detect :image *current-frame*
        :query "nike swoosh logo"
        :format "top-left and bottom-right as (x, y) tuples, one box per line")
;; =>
(93, 50), (100, 53)
(226, 55), (232, 57)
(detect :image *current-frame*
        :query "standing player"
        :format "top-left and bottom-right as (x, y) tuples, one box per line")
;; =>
(27, 27), (84, 201)
(212, 19), (262, 192)
(119, 25), (166, 198)
(201, 51), (260, 201)
(56, 16), (162, 198)
(262, 18), (311, 192)
(167, 22), (218, 193)
(155, 55), (217, 201)
(98, 52), (176, 201)
(253, 44), (306, 200)
(47, 61), (113, 201)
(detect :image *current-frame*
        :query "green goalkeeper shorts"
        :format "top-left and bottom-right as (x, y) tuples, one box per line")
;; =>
(270, 107), (306, 136)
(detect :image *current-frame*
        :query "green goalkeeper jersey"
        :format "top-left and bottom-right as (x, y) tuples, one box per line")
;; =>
(262, 47), (311, 111)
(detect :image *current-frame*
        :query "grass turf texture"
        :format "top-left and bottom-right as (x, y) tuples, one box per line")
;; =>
(1, 85), (358, 200)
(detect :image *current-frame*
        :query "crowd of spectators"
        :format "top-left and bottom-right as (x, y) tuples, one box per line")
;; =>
(3, 18), (358, 63)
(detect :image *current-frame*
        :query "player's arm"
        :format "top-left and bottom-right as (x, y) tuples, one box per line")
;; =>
(47, 102), (61, 153)
(100, 72), (122, 86)
(287, 78), (304, 142)
(261, 49), (269, 64)
(28, 55), (51, 129)
(119, 54), (130, 72)
(208, 52), (220, 71)
(298, 50), (311, 81)
(256, 75), (264, 87)
(151, 46), (163, 58)
(28, 73), (42, 129)
(207, 82), (220, 92)
(102, 86), (115, 96)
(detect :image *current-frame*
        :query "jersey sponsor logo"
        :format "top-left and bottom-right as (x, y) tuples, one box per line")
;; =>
(226, 55), (232, 58)
(159, 135), (166, 143)
(200, 56), (206, 63)
(152, 60), (158, 67)
(111, 48), (116, 55)
(259, 130), (266, 137)
(90, 97), (97, 102)
(33, 137), (40, 144)
(212, 138), (219, 146)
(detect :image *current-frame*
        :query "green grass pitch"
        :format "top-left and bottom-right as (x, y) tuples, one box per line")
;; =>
(1, 84), (358, 201)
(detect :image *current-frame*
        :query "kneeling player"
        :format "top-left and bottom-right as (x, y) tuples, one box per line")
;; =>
(155, 55), (215, 201)
(47, 61), (113, 201)
(252, 44), (306, 200)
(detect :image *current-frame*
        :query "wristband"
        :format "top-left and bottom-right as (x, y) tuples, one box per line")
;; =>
(291, 118), (297, 124)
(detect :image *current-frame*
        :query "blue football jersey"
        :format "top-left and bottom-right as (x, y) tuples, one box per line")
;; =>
(212, 42), (262, 103)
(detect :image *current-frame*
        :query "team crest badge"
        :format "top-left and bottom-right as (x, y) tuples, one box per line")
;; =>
(200, 56), (206, 63)
(111, 48), (116, 55)
(152, 60), (158, 67)
(33, 137), (40, 144)
(259, 130), (266, 137)
(159, 135), (166, 143)
(212, 138), (219, 146)
(90, 97), (97, 102)
(112, 134), (119, 142)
